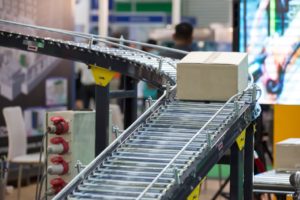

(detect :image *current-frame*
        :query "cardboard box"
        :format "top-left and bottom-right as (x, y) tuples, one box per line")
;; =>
(275, 138), (300, 172)
(177, 52), (248, 101)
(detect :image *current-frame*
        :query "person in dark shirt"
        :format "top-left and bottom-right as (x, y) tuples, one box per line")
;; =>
(160, 22), (200, 59)
(142, 39), (159, 55)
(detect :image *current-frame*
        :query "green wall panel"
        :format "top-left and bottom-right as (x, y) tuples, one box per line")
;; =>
(115, 2), (171, 13)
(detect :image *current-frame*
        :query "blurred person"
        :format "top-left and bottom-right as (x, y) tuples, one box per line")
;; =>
(142, 39), (159, 55)
(160, 22), (200, 59)
(141, 39), (159, 100)
(75, 63), (96, 109)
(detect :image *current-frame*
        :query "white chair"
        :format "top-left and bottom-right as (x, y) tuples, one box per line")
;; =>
(3, 106), (43, 200)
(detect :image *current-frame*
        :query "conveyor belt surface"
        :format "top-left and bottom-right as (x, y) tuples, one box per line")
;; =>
(253, 170), (293, 194)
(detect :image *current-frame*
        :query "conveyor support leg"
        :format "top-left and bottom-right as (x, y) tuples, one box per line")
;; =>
(230, 139), (244, 200)
(95, 85), (110, 155)
(230, 123), (255, 200)
(244, 123), (254, 200)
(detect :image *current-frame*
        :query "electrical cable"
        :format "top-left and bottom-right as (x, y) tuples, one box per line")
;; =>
(40, 195), (47, 200)
(35, 133), (46, 200)
(37, 174), (47, 200)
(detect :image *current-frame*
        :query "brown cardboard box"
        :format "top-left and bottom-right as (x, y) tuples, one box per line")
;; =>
(275, 138), (300, 172)
(177, 52), (248, 101)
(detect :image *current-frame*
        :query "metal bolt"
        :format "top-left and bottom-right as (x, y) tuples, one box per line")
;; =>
(145, 96), (153, 109)
(158, 58), (163, 71)
(75, 160), (85, 174)
(234, 100), (239, 118)
(173, 167), (180, 185)
(252, 85), (257, 103)
(119, 35), (124, 49)
(206, 130), (211, 148)
(112, 126), (119, 138)
(165, 82), (171, 99)
(112, 126), (123, 139)
(88, 37), (94, 49)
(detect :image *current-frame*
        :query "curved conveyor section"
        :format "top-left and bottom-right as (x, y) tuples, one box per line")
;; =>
(0, 20), (181, 88)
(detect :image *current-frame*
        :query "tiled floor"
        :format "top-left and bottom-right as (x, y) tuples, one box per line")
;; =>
(5, 179), (230, 200)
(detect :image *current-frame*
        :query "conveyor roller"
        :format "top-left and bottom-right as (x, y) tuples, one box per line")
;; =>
(253, 170), (294, 194)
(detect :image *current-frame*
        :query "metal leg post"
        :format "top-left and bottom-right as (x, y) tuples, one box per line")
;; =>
(124, 77), (137, 128)
(95, 85), (109, 156)
(17, 164), (23, 200)
(244, 123), (254, 199)
(230, 142), (244, 200)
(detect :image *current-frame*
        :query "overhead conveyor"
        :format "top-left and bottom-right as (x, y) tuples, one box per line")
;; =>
(0, 19), (181, 89)
(0, 20), (261, 200)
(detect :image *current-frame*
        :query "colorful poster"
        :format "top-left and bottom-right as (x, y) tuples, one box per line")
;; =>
(46, 78), (68, 106)
(240, 0), (300, 104)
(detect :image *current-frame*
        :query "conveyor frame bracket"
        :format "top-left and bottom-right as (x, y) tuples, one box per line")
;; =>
(90, 64), (116, 87)
(235, 130), (246, 151)
(187, 177), (206, 200)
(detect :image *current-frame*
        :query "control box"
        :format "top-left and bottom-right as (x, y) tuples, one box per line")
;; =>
(45, 111), (95, 198)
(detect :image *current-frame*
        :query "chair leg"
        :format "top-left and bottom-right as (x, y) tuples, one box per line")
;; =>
(4, 162), (9, 186)
(17, 164), (23, 200)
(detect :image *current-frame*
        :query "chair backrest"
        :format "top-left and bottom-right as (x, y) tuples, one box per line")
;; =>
(3, 106), (27, 161)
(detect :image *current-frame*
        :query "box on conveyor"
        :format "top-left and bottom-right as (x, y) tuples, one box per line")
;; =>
(275, 138), (300, 172)
(176, 52), (248, 101)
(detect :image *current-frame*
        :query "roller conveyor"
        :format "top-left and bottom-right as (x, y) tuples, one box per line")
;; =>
(52, 86), (259, 200)
(0, 20), (261, 200)
(253, 170), (294, 194)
